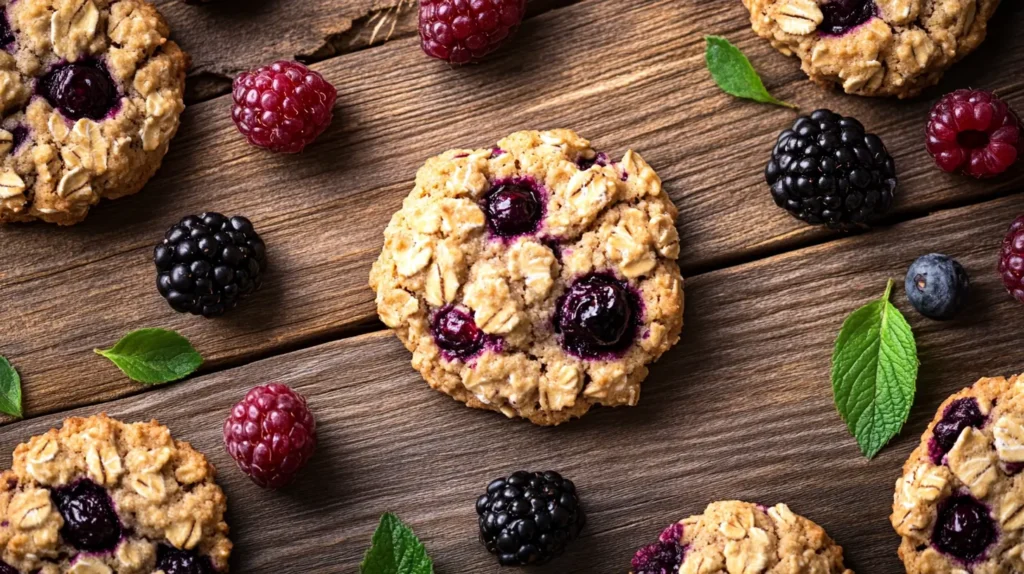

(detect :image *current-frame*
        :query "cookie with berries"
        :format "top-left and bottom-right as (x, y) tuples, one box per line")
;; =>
(742, 0), (1001, 98)
(369, 129), (684, 425)
(891, 375), (1024, 573)
(0, 0), (187, 225)
(0, 414), (231, 573)
(631, 501), (854, 574)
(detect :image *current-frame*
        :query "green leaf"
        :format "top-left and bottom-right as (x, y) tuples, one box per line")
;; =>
(831, 280), (919, 458)
(0, 356), (22, 418)
(704, 35), (797, 109)
(95, 328), (202, 385)
(360, 513), (434, 574)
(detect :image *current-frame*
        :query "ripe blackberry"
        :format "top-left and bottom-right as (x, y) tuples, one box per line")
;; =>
(419, 0), (527, 64)
(154, 213), (266, 318)
(476, 470), (584, 566)
(926, 89), (1022, 178)
(766, 109), (897, 228)
(231, 61), (337, 154)
(999, 215), (1024, 303)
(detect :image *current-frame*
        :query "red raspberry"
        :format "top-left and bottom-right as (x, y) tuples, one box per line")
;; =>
(999, 215), (1024, 303)
(926, 89), (1022, 178)
(231, 61), (336, 154)
(419, 0), (527, 64)
(223, 383), (317, 489)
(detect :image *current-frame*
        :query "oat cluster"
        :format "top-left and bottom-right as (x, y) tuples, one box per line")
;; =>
(742, 0), (1000, 98)
(370, 129), (684, 425)
(892, 375), (1024, 572)
(0, 0), (186, 225)
(0, 415), (231, 573)
(653, 501), (853, 574)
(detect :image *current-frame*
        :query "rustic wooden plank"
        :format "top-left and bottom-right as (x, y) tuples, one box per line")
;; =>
(3, 193), (1024, 573)
(1, 0), (1023, 418)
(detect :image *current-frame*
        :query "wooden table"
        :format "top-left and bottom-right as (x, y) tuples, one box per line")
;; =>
(1, 0), (1023, 571)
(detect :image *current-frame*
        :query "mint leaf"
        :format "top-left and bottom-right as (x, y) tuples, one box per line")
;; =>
(360, 513), (434, 574)
(705, 35), (797, 109)
(0, 356), (22, 418)
(95, 328), (202, 385)
(831, 280), (918, 458)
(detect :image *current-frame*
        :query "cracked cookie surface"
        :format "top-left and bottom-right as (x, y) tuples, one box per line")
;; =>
(632, 500), (853, 574)
(369, 129), (684, 425)
(742, 0), (1001, 98)
(892, 375), (1024, 573)
(0, 414), (231, 573)
(0, 0), (186, 225)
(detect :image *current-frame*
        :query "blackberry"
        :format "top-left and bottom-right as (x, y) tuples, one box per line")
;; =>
(476, 470), (585, 566)
(154, 213), (266, 318)
(766, 109), (897, 228)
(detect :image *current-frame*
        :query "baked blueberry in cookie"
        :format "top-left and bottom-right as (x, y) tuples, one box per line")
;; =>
(742, 0), (1001, 98)
(892, 375), (1024, 572)
(370, 130), (685, 425)
(0, 414), (231, 573)
(0, 0), (187, 225)
(630, 501), (853, 574)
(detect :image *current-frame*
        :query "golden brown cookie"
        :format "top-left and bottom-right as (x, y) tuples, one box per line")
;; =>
(892, 375), (1024, 573)
(0, 414), (231, 573)
(742, 0), (1001, 98)
(370, 129), (684, 425)
(0, 0), (187, 225)
(631, 501), (854, 573)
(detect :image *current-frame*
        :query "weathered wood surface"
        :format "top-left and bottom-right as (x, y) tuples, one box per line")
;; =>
(2, 193), (1024, 573)
(0, 0), (1022, 419)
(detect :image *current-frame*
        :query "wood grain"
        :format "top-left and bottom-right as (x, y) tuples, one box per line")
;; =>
(3, 193), (1024, 573)
(0, 0), (1023, 419)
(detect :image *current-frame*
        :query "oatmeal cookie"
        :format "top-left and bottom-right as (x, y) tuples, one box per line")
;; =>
(892, 375), (1024, 573)
(0, 414), (231, 573)
(742, 0), (1001, 98)
(369, 129), (684, 425)
(0, 0), (187, 225)
(631, 501), (854, 574)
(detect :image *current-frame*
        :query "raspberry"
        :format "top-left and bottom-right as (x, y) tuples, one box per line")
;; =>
(419, 0), (527, 64)
(223, 384), (317, 489)
(999, 215), (1024, 303)
(926, 89), (1022, 178)
(231, 61), (337, 154)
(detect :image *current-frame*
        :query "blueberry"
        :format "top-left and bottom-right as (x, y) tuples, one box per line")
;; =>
(431, 305), (484, 359)
(554, 273), (639, 358)
(905, 254), (969, 321)
(484, 182), (542, 238)
(0, 561), (16, 574)
(52, 479), (122, 552)
(933, 495), (995, 562)
(930, 397), (986, 462)
(37, 62), (119, 121)
(155, 545), (215, 574)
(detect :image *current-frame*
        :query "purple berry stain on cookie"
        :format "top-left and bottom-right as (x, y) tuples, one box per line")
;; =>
(156, 544), (214, 574)
(38, 61), (119, 121)
(632, 522), (686, 574)
(577, 152), (609, 170)
(555, 273), (641, 359)
(432, 305), (486, 360)
(52, 479), (123, 552)
(9, 125), (27, 153)
(929, 398), (986, 463)
(484, 179), (544, 238)
(819, 0), (877, 36)
(0, 561), (16, 574)
(933, 495), (996, 562)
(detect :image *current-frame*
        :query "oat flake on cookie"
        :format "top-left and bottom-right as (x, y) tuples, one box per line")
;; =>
(370, 129), (685, 425)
